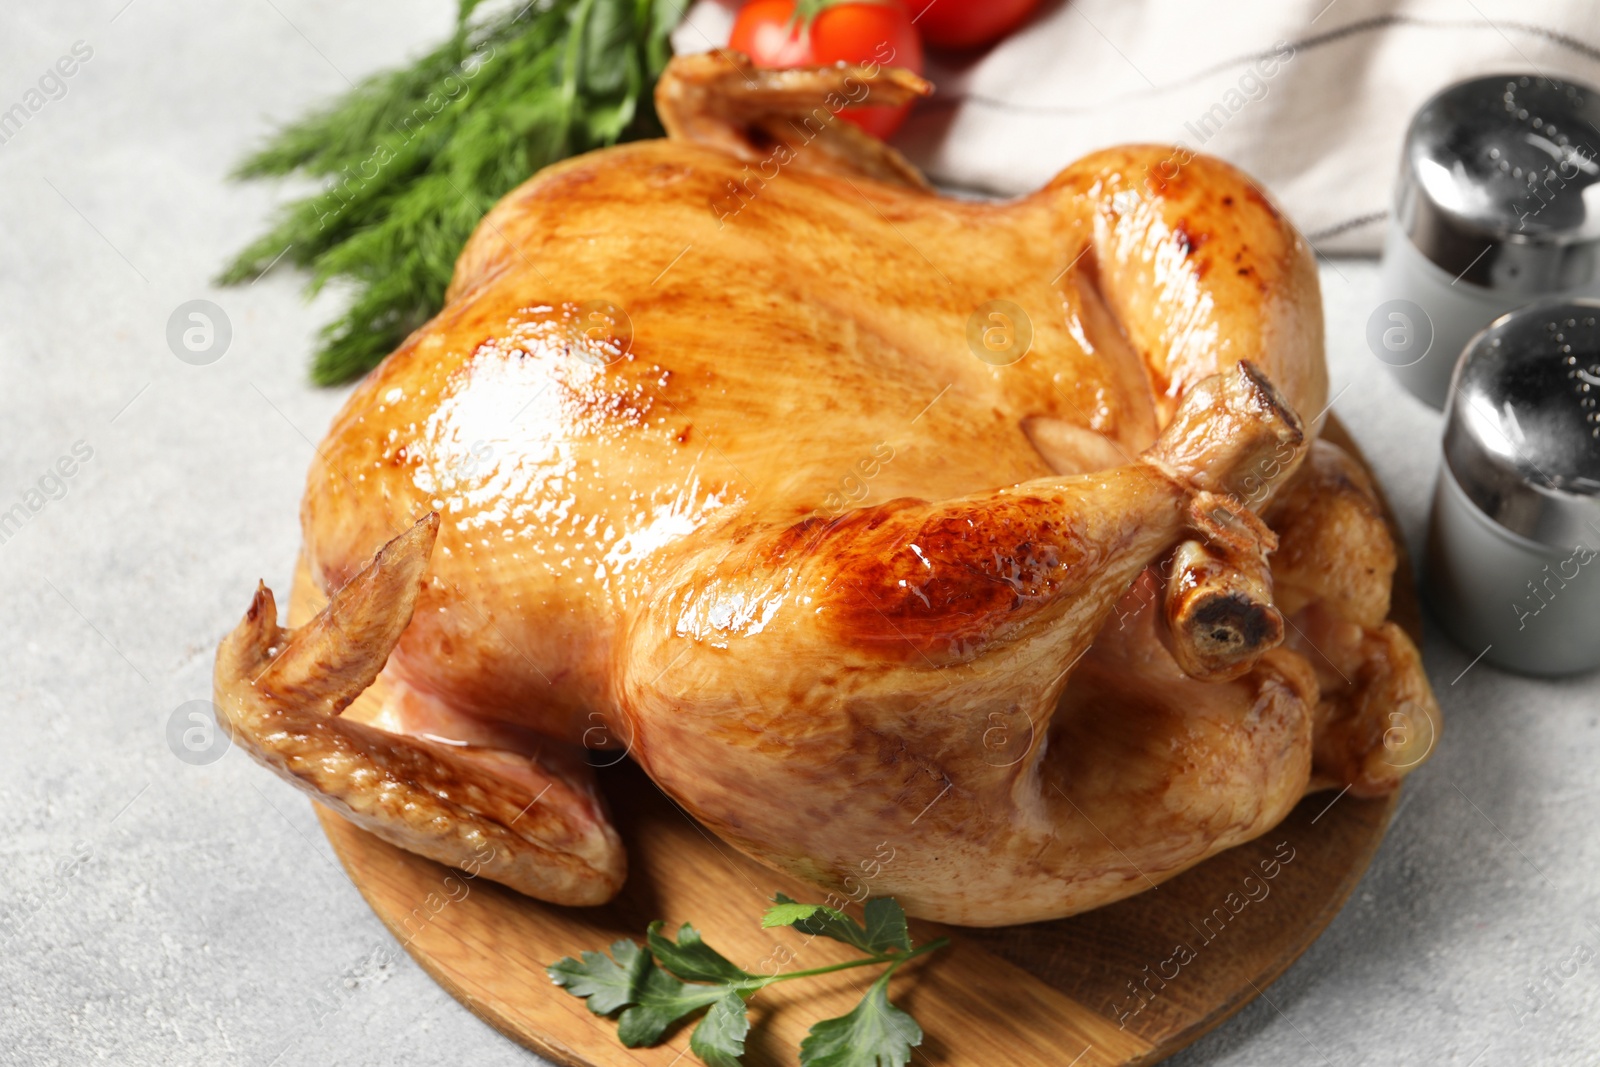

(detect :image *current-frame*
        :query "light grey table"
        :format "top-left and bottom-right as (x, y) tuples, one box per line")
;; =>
(2, 3), (1596, 1065)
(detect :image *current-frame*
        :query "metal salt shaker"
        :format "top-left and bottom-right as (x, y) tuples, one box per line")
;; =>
(1378, 75), (1600, 408)
(1426, 299), (1600, 675)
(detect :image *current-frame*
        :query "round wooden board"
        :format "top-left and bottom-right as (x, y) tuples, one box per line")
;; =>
(288, 417), (1412, 1067)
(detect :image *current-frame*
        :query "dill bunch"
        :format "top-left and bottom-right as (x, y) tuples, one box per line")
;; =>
(220, 0), (687, 384)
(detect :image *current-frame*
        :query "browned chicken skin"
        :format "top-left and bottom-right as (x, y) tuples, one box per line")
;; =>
(214, 54), (1440, 925)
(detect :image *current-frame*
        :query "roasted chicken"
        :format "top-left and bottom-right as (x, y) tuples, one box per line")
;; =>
(215, 53), (1440, 926)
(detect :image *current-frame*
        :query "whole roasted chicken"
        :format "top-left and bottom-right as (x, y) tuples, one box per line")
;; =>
(216, 54), (1440, 926)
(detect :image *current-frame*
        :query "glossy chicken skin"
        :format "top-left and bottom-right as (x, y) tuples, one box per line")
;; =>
(216, 54), (1440, 924)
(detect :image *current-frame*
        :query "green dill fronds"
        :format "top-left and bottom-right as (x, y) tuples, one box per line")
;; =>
(221, 0), (687, 385)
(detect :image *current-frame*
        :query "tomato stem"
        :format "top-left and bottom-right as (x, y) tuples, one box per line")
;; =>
(788, 0), (897, 37)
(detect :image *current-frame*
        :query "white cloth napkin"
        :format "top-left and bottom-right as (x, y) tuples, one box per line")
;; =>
(672, 0), (1600, 253)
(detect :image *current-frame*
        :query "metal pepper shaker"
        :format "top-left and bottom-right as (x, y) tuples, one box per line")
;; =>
(1377, 75), (1600, 408)
(1425, 299), (1600, 675)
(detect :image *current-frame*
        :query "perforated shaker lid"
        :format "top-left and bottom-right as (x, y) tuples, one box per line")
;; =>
(1444, 299), (1600, 547)
(1396, 74), (1600, 293)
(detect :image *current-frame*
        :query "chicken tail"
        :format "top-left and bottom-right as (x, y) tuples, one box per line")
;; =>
(213, 514), (626, 906)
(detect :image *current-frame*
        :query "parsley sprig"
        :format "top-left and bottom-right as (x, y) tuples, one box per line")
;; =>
(549, 894), (949, 1067)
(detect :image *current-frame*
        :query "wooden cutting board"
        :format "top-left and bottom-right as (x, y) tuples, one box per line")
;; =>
(288, 418), (1415, 1067)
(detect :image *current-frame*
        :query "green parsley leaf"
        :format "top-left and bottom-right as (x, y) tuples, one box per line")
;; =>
(550, 894), (946, 1067)
(648, 921), (759, 984)
(615, 960), (731, 1047)
(547, 938), (650, 1016)
(798, 969), (924, 1067)
(761, 895), (837, 929)
(763, 893), (876, 953)
(861, 898), (912, 954)
(689, 991), (750, 1067)
(764, 894), (913, 955)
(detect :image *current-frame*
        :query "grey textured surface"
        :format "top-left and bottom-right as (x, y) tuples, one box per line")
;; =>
(1, 2), (1597, 1066)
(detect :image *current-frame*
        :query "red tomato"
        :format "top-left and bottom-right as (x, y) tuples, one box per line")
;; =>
(729, 0), (924, 139)
(908, 0), (1040, 51)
